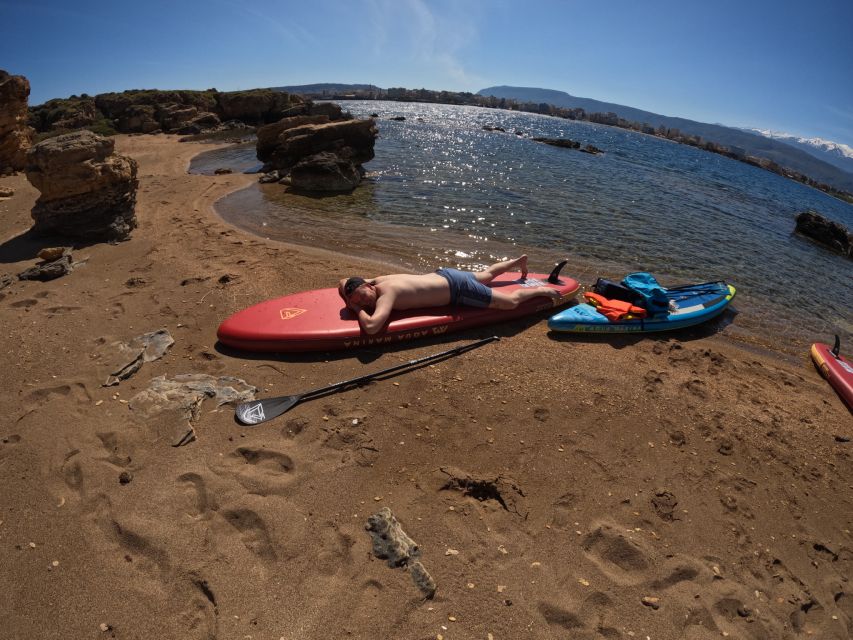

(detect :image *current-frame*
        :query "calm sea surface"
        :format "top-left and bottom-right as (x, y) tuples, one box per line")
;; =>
(190, 100), (852, 352)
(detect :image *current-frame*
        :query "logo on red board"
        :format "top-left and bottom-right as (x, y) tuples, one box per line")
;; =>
(279, 308), (306, 320)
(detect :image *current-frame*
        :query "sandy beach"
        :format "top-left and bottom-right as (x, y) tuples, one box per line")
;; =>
(0, 134), (851, 639)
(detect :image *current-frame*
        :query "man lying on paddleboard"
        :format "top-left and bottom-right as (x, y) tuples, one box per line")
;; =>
(339, 255), (561, 335)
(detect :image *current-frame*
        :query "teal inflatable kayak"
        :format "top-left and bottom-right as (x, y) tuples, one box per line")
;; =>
(548, 281), (736, 334)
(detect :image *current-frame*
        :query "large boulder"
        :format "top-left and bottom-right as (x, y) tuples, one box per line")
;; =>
(289, 151), (364, 192)
(256, 115), (331, 161)
(26, 130), (139, 240)
(271, 118), (377, 169)
(258, 115), (377, 191)
(0, 70), (34, 173)
(258, 118), (377, 192)
(795, 211), (852, 259)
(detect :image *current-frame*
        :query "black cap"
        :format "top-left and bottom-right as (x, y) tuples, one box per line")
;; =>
(344, 277), (367, 297)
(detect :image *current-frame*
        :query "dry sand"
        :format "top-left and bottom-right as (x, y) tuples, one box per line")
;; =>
(0, 134), (851, 640)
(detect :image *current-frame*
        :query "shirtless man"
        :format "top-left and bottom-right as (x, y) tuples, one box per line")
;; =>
(338, 255), (561, 335)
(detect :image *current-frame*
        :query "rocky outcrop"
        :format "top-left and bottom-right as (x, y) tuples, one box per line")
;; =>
(532, 137), (580, 149)
(257, 116), (377, 192)
(216, 89), (306, 123)
(26, 130), (138, 241)
(256, 115), (332, 161)
(289, 151), (364, 192)
(795, 211), (852, 259)
(0, 70), (34, 173)
(30, 88), (307, 137)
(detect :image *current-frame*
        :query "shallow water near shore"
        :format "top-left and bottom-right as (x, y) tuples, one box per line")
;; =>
(190, 100), (852, 352)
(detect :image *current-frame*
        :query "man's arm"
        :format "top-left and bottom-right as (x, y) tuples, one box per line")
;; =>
(356, 294), (395, 335)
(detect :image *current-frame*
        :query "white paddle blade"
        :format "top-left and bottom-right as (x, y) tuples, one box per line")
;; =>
(236, 395), (301, 425)
(236, 401), (268, 425)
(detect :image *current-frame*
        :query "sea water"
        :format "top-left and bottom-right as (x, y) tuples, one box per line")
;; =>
(190, 101), (852, 352)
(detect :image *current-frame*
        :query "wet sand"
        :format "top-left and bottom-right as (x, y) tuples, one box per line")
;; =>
(0, 134), (851, 639)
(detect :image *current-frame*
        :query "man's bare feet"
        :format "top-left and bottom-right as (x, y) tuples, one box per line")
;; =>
(513, 255), (528, 280)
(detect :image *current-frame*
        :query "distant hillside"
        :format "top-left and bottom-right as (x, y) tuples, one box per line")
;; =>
(743, 128), (853, 175)
(273, 83), (381, 97)
(478, 85), (853, 192)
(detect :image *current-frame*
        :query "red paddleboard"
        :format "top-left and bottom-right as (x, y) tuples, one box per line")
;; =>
(810, 340), (853, 410)
(218, 269), (579, 352)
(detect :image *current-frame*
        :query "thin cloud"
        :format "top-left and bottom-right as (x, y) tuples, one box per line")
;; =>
(827, 104), (853, 122)
(365, 0), (485, 89)
(212, 0), (318, 47)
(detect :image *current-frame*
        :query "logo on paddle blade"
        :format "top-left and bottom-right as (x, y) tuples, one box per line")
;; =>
(238, 402), (266, 425)
(279, 308), (306, 320)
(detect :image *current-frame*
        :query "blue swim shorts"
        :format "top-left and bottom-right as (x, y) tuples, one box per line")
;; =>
(435, 268), (492, 308)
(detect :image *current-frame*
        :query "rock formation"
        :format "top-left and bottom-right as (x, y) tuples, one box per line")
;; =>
(26, 130), (139, 241)
(532, 137), (580, 149)
(795, 211), (852, 259)
(0, 70), (34, 174)
(257, 111), (377, 193)
(30, 88), (307, 137)
(256, 115), (332, 161)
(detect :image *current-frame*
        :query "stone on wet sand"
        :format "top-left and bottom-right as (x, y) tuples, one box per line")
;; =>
(17, 254), (74, 281)
(365, 507), (436, 598)
(100, 329), (175, 386)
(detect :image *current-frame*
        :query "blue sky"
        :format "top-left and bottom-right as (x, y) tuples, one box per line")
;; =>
(2, 0), (852, 145)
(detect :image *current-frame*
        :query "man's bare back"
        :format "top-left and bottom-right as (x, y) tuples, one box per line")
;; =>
(370, 273), (452, 309)
(339, 256), (560, 334)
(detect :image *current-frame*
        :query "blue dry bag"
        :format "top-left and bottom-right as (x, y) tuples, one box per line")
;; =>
(622, 273), (669, 316)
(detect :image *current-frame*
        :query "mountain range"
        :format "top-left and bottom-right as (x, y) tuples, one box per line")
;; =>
(742, 129), (853, 175)
(477, 86), (853, 192)
(275, 83), (382, 96)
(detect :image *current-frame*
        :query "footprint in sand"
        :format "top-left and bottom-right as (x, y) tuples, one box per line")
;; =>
(549, 491), (580, 530)
(222, 509), (277, 561)
(222, 446), (299, 495)
(25, 382), (91, 405)
(178, 472), (218, 519)
(581, 522), (653, 586)
(537, 602), (584, 632)
(643, 370), (668, 393)
(43, 305), (82, 317)
(60, 449), (84, 497)
(174, 574), (219, 640)
(11, 298), (38, 309)
(537, 595), (622, 638)
(96, 431), (133, 468)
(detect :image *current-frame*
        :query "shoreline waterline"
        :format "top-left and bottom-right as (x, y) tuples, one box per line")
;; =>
(191, 100), (851, 356)
(204, 178), (806, 363)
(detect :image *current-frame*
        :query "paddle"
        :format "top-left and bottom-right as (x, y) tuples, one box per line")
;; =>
(235, 335), (500, 425)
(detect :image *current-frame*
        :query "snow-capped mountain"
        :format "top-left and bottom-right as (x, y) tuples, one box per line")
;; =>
(745, 129), (853, 175)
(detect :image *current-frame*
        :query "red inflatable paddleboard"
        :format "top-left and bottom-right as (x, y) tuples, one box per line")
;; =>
(218, 265), (579, 352)
(810, 339), (853, 410)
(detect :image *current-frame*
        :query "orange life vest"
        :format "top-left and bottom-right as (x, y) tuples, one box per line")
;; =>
(583, 292), (648, 322)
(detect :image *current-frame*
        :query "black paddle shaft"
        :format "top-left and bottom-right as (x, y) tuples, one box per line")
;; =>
(235, 335), (500, 425)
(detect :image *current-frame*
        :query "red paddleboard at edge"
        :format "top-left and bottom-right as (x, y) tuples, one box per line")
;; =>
(217, 271), (579, 352)
(810, 342), (853, 410)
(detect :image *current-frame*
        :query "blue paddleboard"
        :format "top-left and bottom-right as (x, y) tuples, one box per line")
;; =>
(548, 282), (736, 334)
